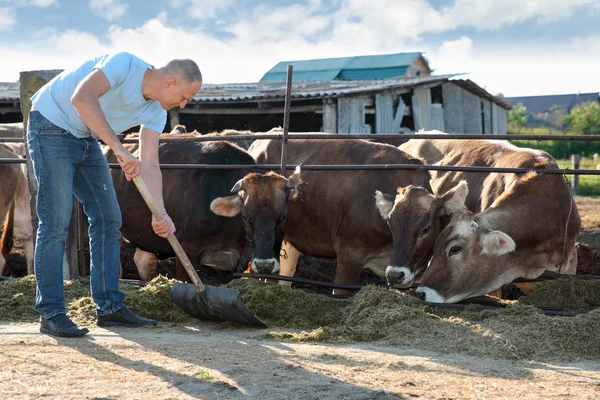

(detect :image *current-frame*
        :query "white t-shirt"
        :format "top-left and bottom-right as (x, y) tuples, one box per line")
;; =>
(31, 52), (167, 139)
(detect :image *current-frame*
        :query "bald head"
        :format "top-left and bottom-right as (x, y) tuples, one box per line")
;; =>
(164, 59), (202, 85)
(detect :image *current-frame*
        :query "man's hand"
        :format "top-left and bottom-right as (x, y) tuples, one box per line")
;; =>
(152, 212), (176, 238)
(115, 150), (141, 181)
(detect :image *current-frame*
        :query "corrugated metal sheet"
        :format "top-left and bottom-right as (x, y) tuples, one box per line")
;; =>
(0, 74), (511, 110)
(260, 52), (421, 82)
(260, 69), (340, 82)
(337, 66), (408, 80)
(452, 79), (512, 110)
(193, 74), (457, 102)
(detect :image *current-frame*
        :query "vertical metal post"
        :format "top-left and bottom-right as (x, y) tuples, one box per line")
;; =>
(280, 65), (293, 176)
(571, 154), (581, 195)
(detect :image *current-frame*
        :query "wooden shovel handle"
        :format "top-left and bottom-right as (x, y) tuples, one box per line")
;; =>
(132, 176), (205, 292)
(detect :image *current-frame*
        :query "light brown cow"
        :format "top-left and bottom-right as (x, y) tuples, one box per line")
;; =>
(249, 138), (432, 293)
(384, 138), (579, 303)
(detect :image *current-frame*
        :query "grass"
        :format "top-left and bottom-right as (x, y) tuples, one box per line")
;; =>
(556, 158), (600, 197)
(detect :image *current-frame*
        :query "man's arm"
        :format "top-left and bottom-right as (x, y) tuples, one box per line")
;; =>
(139, 127), (176, 238)
(71, 69), (140, 180)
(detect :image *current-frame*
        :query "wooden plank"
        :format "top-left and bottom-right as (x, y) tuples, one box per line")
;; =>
(413, 87), (432, 130)
(337, 96), (371, 133)
(492, 103), (499, 134)
(376, 94), (406, 133)
(442, 83), (464, 133)
(322, 99), (337, 133)
(411, 95), (422, 131)
(430, 104), (445, 131)
(462, 89), (482, 134)
(481, 98), (492, 134)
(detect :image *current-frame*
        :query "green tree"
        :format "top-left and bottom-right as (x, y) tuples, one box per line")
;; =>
(508, 102), (528, 127)
(561, 101), (600, 135)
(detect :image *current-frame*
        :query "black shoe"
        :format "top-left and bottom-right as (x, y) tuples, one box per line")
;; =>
(40, 314), (89, 338)
(96, 306), (158, 328)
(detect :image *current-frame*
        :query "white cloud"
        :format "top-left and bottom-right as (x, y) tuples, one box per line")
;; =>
(428, 35), (600, 96)
(171, 0), (235, 20)
(89, 0), (127, 21)
(30, 0), (58, 6)
(0, 7), (16, 31)
(0, 2), (599, 98)
(0, 0), (57, 6)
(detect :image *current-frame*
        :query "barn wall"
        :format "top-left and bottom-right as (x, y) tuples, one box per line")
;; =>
(442, 83), (464, 133)
(322, 99), (337, 133)
(481, 98), (492, 134)
(497, 107), (508, 134)
(462, 89), (482, 134)
(375, 93), (405, 133)
(337, 96), (371, 133)
(413, 87), (432, 131)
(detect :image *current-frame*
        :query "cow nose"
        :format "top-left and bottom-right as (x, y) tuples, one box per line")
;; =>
(252, 259), (277, 274)
(414, 290), (426, 301)
(385, 267), (405, 285)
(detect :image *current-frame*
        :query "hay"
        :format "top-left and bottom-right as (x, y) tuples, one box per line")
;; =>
(519, 279), (600, 311)
(231, 282), (600, 362)
(0, 275), (192, 326)
(2, 275), (600, 362)
(226, 279), (345, 328)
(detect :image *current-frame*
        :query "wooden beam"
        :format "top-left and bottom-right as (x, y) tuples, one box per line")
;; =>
(169, 109), (180, 130)
(0, 107), (21, 113)
(179, 104), (321, 115)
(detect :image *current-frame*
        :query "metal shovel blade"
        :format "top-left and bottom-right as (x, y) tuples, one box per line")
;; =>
(131, 176), (266, 328)
(171, 282), (267, 328)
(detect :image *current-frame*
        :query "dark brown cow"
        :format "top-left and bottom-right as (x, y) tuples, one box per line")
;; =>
(105, 138), (300, 281)
(383, 138), (579, 303)
(249, 138), (432, 292)
(0, 144), (21, 274)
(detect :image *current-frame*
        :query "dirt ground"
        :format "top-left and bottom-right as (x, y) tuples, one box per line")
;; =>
(2, 197), (600, 399)
(1, 321), (599, 400)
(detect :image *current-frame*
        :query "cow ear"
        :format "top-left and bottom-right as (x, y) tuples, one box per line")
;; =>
(375, 190), (395, 220)
(286, 166), (302, 200)
(441, 180), (468, 215)
(210, 195), (243, 217)
(481, 230), (516, 256)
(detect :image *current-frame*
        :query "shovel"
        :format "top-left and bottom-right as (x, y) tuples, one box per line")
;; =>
(132, 175), (266, 328)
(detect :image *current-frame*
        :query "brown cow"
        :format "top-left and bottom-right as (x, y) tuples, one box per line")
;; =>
(249, 138), (432, 293)
(105, 138), (300, 281)
(0, 144), (22, 274)
(384, 138), (579, 303)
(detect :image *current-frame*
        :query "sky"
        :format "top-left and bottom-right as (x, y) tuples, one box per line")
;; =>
(0, 0), (599, 97)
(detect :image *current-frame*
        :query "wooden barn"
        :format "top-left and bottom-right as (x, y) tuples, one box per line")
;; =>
(0, 52), (510, 134)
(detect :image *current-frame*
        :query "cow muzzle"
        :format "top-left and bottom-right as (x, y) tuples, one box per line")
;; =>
(251, 258), (280, 274)
(415, 286), (445, 303)
(385, 266), (414, 288)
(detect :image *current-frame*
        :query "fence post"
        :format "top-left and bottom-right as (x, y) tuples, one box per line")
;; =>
(571, 154), (580, 195)
(280, 65), (293, 176)
(19, 69), (80, 280)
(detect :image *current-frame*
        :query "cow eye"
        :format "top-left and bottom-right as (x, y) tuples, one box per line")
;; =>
(421, 226), (431, 236)
(449, 245), (462, 256)
(279, 214), (288, 223)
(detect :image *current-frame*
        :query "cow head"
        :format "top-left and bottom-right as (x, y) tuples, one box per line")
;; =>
(375, 181), (468, 288)
(210, 166), (301, 274)
(415, 190), (518, 304)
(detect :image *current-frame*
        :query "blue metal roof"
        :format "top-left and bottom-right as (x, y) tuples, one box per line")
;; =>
(260, 52), (422, 82)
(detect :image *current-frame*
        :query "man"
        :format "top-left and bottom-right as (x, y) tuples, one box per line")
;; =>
(27, 52), (202, 337)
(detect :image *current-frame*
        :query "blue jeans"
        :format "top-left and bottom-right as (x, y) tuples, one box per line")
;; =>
(27, 111), (125, 319)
